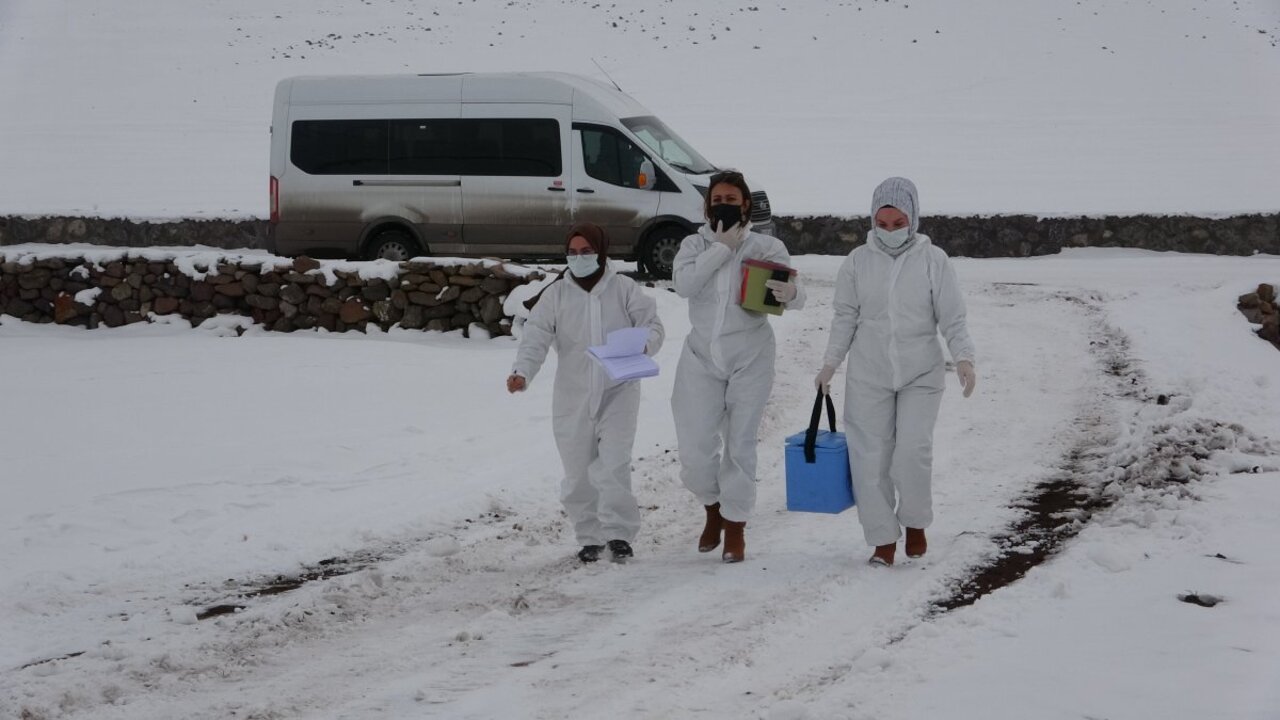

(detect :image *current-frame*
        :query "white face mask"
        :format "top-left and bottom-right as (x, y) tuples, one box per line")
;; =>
(874, 226), (912, 249)
(566, 253), (600, 278)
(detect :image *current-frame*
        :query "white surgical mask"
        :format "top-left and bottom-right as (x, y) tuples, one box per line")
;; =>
(566, 253), (600, 278)
(874, 226), (912, 249)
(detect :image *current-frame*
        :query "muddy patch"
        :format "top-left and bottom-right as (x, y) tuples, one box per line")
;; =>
(931, 302), (1276, 615)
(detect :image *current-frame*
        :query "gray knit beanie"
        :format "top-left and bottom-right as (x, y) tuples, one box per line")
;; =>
(871, 177), (920, 236)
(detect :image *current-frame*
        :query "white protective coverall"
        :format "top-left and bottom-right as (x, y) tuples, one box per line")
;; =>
(672, 225), (807, 523)
(823, 184), (976, 547)
(512, 263), (665, 546)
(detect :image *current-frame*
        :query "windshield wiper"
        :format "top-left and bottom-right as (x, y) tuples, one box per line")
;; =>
(667, 161), (705, 174)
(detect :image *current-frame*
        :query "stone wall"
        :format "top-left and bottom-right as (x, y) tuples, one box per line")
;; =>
(0, 250), (544, 337)
(1239, 283), (1280, 351)
(0, 216), (270, 251)
(775, 213), (1280, 257)
(3, 213), (1278, 258)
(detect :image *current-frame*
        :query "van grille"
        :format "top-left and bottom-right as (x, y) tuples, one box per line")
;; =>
(750, 191), (772, 223)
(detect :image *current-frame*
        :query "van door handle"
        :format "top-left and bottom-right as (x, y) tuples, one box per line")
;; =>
(546, 186), (566, 192)
(576, 188), (596, 194)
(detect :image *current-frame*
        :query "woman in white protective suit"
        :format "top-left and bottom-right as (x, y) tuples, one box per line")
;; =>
(508, 222), (665, 564)
(672, 170), (806, 564)
(815, 177), (976, 567)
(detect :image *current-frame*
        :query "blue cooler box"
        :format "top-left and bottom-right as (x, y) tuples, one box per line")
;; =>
(784, 392), (856, 514)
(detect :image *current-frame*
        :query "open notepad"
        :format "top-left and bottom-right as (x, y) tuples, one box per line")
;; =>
(587, 327), (659, 382)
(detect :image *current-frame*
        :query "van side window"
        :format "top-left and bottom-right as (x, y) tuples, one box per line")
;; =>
(390, 118), (561, 176)
(580, 127), (647, 188)
(293, 118), (561, 177)
(291, 120), (388, 174)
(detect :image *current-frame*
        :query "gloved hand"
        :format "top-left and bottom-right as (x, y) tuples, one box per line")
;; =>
(507, 373), (527, 393)
(956, 360), (976, 398)
(764, 279), (798, 303)
(814, 365), (837, 394)
(712, 219), (747, 250)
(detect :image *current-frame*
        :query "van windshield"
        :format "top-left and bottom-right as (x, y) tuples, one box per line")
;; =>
(621, 116), (717, 176)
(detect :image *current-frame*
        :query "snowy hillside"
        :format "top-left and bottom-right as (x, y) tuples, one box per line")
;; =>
(0, 0), (1278, 218)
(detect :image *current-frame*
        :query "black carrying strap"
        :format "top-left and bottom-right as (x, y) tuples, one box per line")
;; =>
(804, 391), (838, 464)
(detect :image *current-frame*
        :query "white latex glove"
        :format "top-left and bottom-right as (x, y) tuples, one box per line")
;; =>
(957, 360), (976, 398)
(814, 365), (836, 394)
(764, 279), (798, 303)
(712, 220), (747, 250)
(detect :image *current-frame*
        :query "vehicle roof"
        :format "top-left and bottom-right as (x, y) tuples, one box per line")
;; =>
(279, 72), (651, 122)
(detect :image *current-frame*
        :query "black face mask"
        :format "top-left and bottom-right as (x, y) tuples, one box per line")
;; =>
(708, 203), (744, 232)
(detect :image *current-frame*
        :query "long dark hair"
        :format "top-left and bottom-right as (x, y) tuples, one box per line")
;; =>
(704, 169), (752, 219)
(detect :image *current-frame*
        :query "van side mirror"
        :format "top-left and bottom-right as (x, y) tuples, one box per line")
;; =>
(637, 159), (656, 190)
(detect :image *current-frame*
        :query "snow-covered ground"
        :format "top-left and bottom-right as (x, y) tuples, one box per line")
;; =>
(4, 249), (1279, 719)
(1, 0), (1278, 218)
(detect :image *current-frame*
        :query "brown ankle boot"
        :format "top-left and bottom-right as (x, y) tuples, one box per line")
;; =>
(722, 520), (746, 563)
(699, 503), (723, 553)
(905, 527), (927, 558)
(870, 543), (896, 566)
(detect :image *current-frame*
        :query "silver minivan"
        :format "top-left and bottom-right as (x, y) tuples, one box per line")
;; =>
(268, 72), (774, 277)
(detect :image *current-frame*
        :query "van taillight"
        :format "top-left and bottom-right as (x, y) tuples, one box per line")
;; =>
(269, 176), (280, 224)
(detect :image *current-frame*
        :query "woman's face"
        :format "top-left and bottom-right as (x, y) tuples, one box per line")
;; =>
(709, 182), (748, 213)
(874, 206), (910, 231)
(567, 235), (593, 255)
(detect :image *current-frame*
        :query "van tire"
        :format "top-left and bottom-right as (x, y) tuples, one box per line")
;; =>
(365, 229), (421, 262)
(639, 225), (687, 280)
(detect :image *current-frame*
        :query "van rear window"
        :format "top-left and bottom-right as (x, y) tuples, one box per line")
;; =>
(291, 119), (561, 177)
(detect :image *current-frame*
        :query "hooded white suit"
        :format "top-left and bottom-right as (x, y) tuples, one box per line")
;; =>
(823, 178), (975, 547)
(513, 263), (665, 546)
(672, 225), (807, 523)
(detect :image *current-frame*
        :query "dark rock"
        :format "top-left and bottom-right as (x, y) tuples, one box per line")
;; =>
(459, 286), (486, 304)
(426, 318), (450, 332)
(293, 255), (321, 273)
(110, 283), (133, 302)
(215, 282), (246, 298)
(279, 300), (298, 318)
(339, 299), (372, 324)
(321, 297), (343, 315)
(480, 277), (510, 294)
(390, 290), (408, 310)
(53, 293), (76, 323)
(190, 283), (215, 302)
(423, 305), (455, 320)
(1260, 283), (1276, 303)
(400, 305), (426, 329)
(280, 284), (307, 305)
(480, 295), (504, 323)
(361, 282), (390, 301)
(154, 297), (180, 314)
(408, 291), (438, 306)
(101, 304), (125, 327)
(246, 294), (280, 311)
(17, 269), (50, 290)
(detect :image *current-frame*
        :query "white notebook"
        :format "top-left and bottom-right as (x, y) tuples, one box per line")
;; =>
(587, 327), (659, 381)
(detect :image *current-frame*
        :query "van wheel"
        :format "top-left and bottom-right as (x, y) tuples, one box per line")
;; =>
(640, 226), (686, 280)
(366, 229), (420, 262)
